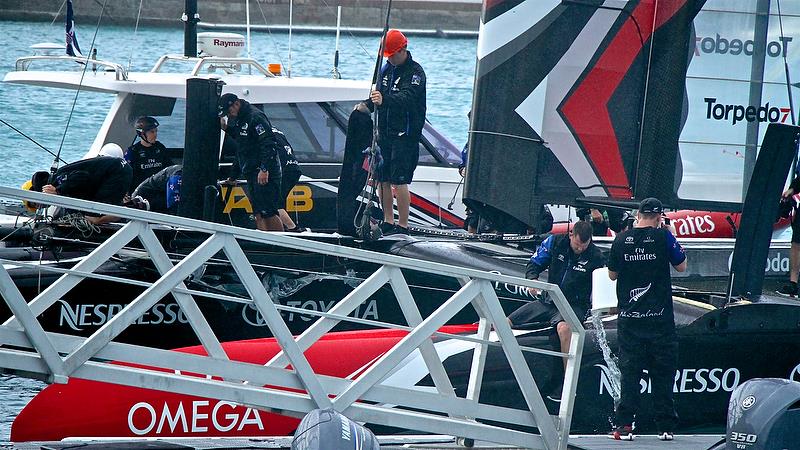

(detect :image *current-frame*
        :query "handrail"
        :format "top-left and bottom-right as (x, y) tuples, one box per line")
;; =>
(0, 186), (583, 450)
(150, 54), (275, 77)
(14, 55), (128, 80)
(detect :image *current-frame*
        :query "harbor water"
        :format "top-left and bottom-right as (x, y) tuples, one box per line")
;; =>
(0, 19), (476, 441)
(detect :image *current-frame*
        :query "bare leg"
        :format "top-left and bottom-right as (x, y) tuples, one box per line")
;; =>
(379, 182), (394, 224)
(278, 209), (296, 230)
(556, 321), (572, 370)
(256, 213), (284, 231)
(791, 242), (800, 283)
(395, 184), (410, 228)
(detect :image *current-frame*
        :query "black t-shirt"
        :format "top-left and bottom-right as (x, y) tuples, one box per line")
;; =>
(53, 156), (132, 205)
(273, 128), (301, 175)
(608, 226), (686, 335)
(124, 141), (171, 191)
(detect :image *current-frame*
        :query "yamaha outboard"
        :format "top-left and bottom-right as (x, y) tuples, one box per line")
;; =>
(291, 408), (380, 450)
(707, 378), (800, 450)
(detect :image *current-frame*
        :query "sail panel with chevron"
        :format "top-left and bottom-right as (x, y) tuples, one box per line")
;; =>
(464, 0), (799, 228)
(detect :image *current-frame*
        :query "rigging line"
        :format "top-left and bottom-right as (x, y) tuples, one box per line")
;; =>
(776, 0), (796, 126)
(317, 0), (377, 60)
(468, 130), (545, 144)
(127, 0), (144, 72)
(50, 0), (67, 27)
(0, 118), (68, 164)
(54, 0), (110, 170)
(254, 0), (287, 70)
(776, 0), (798, 179)
(355, 0), (393, 235)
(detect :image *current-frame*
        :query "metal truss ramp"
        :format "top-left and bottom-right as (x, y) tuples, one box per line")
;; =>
(0, 187), (585, 450)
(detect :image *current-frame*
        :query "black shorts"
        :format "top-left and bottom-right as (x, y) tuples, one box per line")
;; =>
(792, 213), (800, 243)
(246, 173), (281, 218)
(376, 137), (419, 185)
(281, 169), (302, 206)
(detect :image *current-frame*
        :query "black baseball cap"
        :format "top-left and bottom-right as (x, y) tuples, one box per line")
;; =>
(639, 197), (663, 214)
(30, 171), (50, 192)
(217, 93), (239, 117)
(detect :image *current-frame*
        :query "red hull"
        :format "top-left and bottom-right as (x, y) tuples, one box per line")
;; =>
(551, 210), (790, 239)
(11, 325), (477, 441)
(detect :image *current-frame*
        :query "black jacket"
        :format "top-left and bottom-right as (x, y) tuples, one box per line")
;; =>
(226, 100), (281, 179)
(526, 234), (606, 312)
(273, 128), (301, 175)
(132, 164), (183, 214)
(366, 52), (426, 142)
(52, 156), (132, 206)
(124, 141), (171, 191)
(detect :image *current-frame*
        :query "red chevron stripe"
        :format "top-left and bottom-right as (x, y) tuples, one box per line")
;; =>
(560, 0), (687, 199)
(410, 193), (465, 228)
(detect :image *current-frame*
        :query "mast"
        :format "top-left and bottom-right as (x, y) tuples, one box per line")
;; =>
(183, 0), (199, 58)
(742, 0), (770, 198)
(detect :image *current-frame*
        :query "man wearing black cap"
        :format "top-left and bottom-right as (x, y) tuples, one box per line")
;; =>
(218, 93), (283, 231)
(607, 197), (687, 441)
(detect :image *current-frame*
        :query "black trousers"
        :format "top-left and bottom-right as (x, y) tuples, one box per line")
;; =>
(615, 324), (679, 431)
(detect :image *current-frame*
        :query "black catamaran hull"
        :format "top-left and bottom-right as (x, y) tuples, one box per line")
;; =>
(10, 299), (800, 440)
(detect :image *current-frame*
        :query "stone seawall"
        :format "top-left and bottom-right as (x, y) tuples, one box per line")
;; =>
(0, 0), (482, 32)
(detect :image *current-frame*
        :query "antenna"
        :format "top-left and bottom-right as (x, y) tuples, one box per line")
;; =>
(332, 6), (341, 79)
(287, 0), (293, 78)
(245, 0), (251, 60)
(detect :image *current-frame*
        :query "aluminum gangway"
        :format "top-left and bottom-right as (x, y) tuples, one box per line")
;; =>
(0, 187), (584, 450)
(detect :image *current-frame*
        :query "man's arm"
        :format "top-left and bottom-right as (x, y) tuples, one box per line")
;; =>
(525, 235), (554, 279)
(665, 230), (687, 272)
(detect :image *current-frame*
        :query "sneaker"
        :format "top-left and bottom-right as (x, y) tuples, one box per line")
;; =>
(285, 226), (308, 233)
(608, 425), (634, 441)
(384, 225), (409, 236)
(658, 431), (674, 441)
(379, 222), (395, 235)
(778, 281), (798, 296)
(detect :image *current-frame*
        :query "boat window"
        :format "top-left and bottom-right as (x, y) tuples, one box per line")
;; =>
(422, 124), (461, 166)
(127, 95), (185, 149)
(330, 102), (460, 166)
(260, 102), (347, 163)
(153, 98), (186, 149)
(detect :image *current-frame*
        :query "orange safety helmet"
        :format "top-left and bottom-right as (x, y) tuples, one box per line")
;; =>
(383, 29), (408, 57)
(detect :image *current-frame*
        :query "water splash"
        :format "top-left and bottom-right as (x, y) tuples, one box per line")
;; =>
(590, 310), (621, 405)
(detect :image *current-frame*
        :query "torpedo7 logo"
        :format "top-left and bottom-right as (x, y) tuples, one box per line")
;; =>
(705, 98), (791, 125)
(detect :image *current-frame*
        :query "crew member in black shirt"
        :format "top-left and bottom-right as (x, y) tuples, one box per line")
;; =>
(131, 164), (183, 214)
(607, 197), (687, 442)
(125, 116), (171, 191)
(273, 127), (305, 232)
(508, 220), (605, 386)
(218, 93), (283, 231)
(355, 29), (426, 236)
(29, 156), (132, 224)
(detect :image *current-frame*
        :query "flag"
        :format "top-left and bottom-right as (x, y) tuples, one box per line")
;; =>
(65, 0), (82, 57)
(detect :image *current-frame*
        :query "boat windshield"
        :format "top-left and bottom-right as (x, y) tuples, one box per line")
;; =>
(125, 96), (460, 167)
(328, 102), (461, 166)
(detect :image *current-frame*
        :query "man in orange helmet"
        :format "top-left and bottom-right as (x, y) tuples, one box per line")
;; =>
(356, 29), (427, 236)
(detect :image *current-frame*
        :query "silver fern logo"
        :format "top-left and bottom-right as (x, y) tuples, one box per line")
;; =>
(629, 284), (652, 303)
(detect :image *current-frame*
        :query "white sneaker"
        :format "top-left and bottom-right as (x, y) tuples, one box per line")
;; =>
(658, 431), (674, 441)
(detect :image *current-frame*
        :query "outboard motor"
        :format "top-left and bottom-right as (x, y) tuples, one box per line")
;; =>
(707, 378), (800, 450)
(291, 408), (380, 450)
